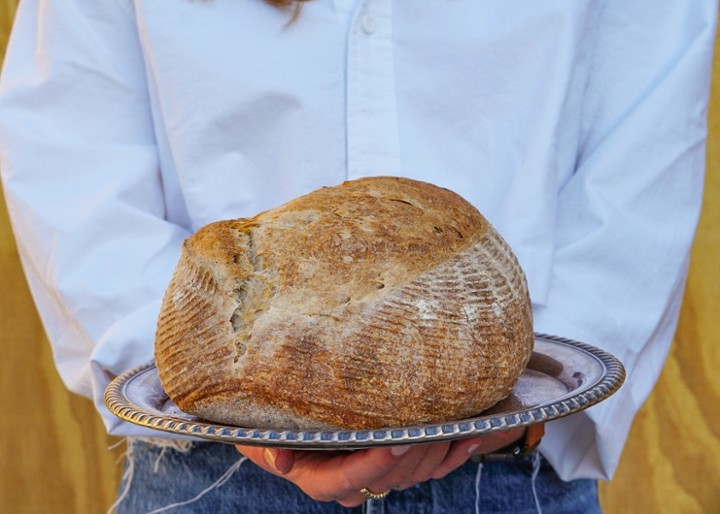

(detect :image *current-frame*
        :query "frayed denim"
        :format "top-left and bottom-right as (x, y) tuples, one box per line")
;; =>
(111, 439), (601, 514)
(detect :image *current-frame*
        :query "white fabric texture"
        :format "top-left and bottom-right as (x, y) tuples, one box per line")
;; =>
(0, 0), (716, 481)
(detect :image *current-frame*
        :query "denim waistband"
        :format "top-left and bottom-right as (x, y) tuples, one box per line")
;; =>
(110, 438), (600, 514)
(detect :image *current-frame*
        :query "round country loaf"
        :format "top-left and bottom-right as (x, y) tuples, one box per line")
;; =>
(154, 176), (534, 430)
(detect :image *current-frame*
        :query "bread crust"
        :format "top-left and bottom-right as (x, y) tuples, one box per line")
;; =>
(155, 176), (534, 429)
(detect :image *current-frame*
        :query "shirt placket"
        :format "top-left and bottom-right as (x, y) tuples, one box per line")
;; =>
(345, 0), (401, 179)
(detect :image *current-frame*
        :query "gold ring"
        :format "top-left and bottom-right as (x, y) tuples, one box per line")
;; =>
(359, 487), (391, 500)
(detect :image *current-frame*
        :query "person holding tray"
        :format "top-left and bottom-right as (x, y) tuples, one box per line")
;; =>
(0, 0), (716, 512)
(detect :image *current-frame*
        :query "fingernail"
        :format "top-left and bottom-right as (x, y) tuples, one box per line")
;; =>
(391, 445), (411, 456)
(266, 448), (294, 474)
(263, 448), (278, 472)
(467, 444), (480, 455)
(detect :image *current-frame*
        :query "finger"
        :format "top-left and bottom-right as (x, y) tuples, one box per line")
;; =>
(331, 446), (407, 495)
(425, 436), (485, 480)
(360, 444), (430, 493)
(337, 445), (422, 507)
(429, 429), (524, 480)
(235, 445), (295, 475)
(263, 448), (296, 474)
(237, 445), (404, 507)
(234, 445), (266, 470)
(396, 441), (452, 487)
(469, 428), (526, 456)
(314, 446), (426, 507)
(366, 442), (452, 492)
(272, 447), (404, 505)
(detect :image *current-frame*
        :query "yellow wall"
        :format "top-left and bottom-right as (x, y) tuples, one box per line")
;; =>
(0, 3), (718, 512)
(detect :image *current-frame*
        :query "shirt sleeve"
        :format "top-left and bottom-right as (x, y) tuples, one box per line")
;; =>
(533, 0), (717, 480)
(0, 0), (191, 434)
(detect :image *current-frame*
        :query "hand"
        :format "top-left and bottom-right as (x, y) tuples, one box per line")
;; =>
(235, 428), (523, 507)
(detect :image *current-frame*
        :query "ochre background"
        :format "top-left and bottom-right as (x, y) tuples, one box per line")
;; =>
(1, 2), (718, 513)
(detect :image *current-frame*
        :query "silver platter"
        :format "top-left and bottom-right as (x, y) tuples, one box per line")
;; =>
(104, 333), (625, 449)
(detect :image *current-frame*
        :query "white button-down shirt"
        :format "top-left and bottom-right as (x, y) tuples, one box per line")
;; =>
(0, 0), (716, 481)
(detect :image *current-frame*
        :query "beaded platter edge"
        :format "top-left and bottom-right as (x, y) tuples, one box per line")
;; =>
(104, 333), (626, 449)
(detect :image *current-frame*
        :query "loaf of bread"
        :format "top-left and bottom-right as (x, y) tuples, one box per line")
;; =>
(154, 176), (533, 430)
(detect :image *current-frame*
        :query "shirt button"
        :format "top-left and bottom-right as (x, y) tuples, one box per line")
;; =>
(361, 15), (376, 35)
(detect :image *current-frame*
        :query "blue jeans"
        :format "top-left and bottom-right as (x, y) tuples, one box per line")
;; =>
(113, 440), (601, 514)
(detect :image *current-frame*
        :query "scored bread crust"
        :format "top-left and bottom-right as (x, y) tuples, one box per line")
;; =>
(154, 176), (534, 430)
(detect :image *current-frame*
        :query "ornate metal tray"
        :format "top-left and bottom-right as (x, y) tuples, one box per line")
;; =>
(104, 334), (624, 449)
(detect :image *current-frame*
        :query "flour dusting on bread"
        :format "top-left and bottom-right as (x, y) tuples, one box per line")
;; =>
(154, 176), (534, 430)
